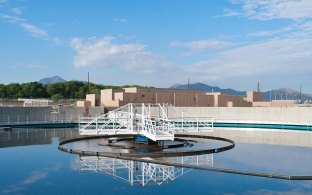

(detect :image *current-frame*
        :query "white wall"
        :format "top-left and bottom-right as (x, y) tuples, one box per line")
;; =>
(149, 107), (312, 125)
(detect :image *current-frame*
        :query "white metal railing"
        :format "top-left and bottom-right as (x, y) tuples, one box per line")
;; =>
(136, 114), (175, 139)
(138, 103), (175, 139)
(170, 116), (214, 133)
(79, 104), (136, 135)
(0, 114), (78, 125)
(78, 103), (213, 140)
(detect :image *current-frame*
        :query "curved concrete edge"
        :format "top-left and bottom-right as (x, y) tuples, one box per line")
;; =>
(58, 134), (235, 158)
(58, 134), (312, 181)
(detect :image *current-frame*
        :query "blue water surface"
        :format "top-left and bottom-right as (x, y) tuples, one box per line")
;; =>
(0, 129), (312, 194)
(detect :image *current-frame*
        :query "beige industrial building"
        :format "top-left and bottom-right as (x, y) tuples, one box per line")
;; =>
(76, 87), (302, 108)
(246, 91), (264, 102)
(252, 100), (296, 107)
(206, 92), (252, 107)
(100, 87), (213, 107)
(77, 87), (262, 108)
(244, 91), (297, 107)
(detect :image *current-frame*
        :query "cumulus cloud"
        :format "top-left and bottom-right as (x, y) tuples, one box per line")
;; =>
(71, 36), (174, 73)
(227, 0), (312, 20)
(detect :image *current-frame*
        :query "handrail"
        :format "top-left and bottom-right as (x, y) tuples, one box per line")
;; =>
(78, 103), (212, 140)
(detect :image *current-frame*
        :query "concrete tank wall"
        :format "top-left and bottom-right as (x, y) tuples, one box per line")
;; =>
(0, 106), (104, 124)
(149, 107), (312, 125)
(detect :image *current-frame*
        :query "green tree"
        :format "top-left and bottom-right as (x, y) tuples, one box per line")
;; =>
(0, 84), (7, 98)
(6, 83), (21, 99)
(51, 94), (62, 102)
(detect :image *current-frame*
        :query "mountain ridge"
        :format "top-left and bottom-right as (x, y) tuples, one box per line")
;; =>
(39, 76), (66, 84)
(170, 82), (312, 101)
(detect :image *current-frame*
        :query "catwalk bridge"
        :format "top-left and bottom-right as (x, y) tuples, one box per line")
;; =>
(79, 103), (214, 141)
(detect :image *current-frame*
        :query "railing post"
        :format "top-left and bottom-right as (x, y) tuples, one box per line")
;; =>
(78, 117), (80, 132)
(182, 111), (184, 133)
(17, 115), (19, 124)
(142, 104), (145, 132)
(197, 118), (199, 132)
(211, 117), (214, 131)
(113, 113), (115, 134)
(7, 116), (9, 124)
(130, 103), (133, 132)
(96, 118), (98, 134)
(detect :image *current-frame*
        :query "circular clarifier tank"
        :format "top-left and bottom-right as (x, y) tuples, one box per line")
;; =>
(59, 134), (235, 158)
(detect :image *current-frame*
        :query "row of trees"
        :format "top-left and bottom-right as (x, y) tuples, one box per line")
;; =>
(0, 81), (142, 101)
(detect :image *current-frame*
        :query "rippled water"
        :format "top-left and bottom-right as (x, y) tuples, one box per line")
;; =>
(1, 128), (312, 194)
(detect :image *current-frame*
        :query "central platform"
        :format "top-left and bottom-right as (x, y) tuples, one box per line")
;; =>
(79, 103), (213, 141)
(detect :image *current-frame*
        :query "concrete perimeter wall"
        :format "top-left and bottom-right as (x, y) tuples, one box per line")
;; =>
(0, 106), (104, 124)
(149, 107), (312, 125)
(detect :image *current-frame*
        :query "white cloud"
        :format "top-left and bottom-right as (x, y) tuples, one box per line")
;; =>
(186, 37), (312, 81)
(21, 23), (48, 38)
(223, 8), (241, 17)
(114, 18), (128, 23)
(21, 171), (48, 185)
(171, 39), (233, 53)
(71, 36), (174, 73)
(0, 13), (25, 23)
(228, 0), (312, 20)
(0, 13), (61, 44)
(248, 24), (295, 37)
(1, 164), (62, 194)
(11, 7), (23, 15)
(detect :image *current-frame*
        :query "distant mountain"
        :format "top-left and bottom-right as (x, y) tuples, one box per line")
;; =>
(170, 82), (246, 96)
(39, 76), (66, 84)
(263, 88), (312, 101)
(170, 83), (312, 101)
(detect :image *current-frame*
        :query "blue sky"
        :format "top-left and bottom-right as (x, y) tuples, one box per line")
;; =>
(1, 0), (312, 93)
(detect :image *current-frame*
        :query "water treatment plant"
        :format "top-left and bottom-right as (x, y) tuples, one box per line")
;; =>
(1, 98), (312, 193)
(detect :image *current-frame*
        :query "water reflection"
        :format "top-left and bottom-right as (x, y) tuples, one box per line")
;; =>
(0, 128), (79, 148)
(78, 154), (213, 186)
(1, 128), (312, 194)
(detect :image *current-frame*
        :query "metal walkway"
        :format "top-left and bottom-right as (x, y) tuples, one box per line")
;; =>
(79, 103), (213, 141)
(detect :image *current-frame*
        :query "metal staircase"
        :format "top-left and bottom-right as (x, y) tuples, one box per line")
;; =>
(79, 103), (213, 141)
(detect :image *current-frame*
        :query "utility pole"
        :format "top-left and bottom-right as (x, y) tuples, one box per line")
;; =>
(88, 71), (90, 94)
(187, 78), (190, 89)
(257, 82), (260, 92)
(300, 85), (302, 102)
